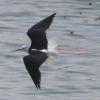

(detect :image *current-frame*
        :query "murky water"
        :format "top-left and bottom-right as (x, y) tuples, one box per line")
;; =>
(0, 0), (100, 100)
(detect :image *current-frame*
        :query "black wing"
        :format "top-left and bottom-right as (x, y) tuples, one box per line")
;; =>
(27, 13), (56, 50)
(23, 51), (48, 89)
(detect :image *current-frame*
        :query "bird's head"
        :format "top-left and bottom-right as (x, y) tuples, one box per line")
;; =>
(12, 45), (30, 52)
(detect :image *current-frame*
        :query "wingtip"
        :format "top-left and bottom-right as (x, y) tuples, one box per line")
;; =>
(28, 12), (56, 34)
(49, 13), (56, 18)
(36, 85), (41, 89)
(35, 81), (41, 89)
(53, 13), (56, 16)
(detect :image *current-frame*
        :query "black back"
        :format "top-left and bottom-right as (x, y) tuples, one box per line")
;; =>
(27, 13), (56, 50)
(23, 51), (48, 89)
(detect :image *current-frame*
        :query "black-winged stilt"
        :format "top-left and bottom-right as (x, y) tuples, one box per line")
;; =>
(13, 13), (56, 89)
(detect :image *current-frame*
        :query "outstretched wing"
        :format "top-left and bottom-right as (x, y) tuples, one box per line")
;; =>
(27, 13), (56, 50)
(23, 51), (48, 89)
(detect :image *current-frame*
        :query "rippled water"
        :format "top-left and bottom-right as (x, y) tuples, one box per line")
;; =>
(0, 0), (100, 100)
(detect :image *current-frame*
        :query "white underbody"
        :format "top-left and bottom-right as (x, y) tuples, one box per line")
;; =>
(21, 39), (58, 56)
(32, 39), (58, 56)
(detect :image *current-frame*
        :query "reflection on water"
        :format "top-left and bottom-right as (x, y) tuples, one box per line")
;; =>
(0, 0), (100, 100)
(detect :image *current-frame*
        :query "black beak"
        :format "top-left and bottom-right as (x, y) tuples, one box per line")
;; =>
(11, 48), (23, 52)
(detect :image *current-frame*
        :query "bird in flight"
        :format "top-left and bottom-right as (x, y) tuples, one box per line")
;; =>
(13, 13), (56, 89)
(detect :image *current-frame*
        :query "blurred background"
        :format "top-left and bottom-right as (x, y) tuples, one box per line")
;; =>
(0, 0), (100, 100)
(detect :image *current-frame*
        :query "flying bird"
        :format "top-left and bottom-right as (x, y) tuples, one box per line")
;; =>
(13, 13), (56, 89)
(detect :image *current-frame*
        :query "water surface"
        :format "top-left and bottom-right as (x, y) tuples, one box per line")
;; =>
(0, 0), (100, 100)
